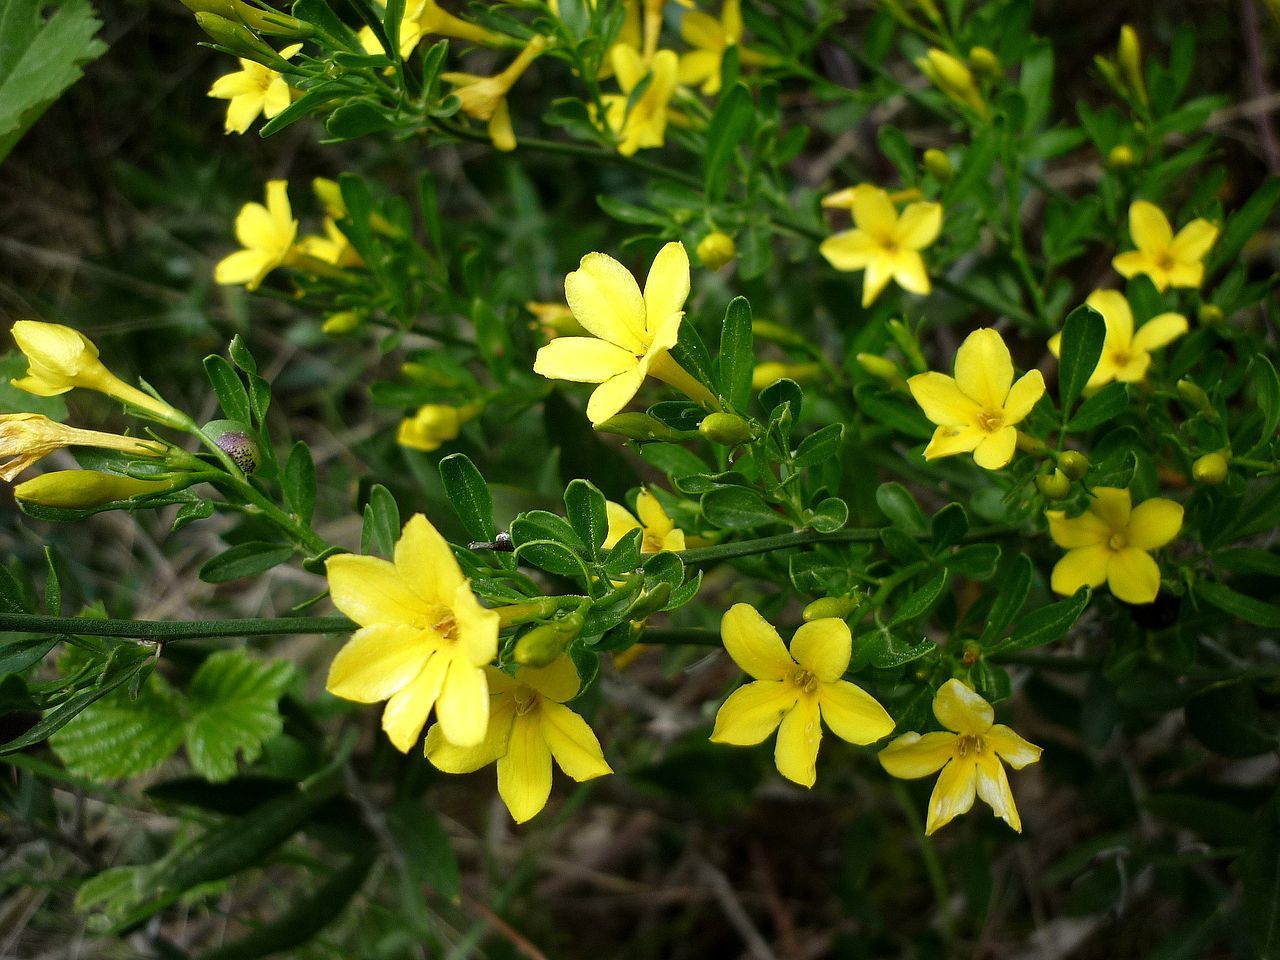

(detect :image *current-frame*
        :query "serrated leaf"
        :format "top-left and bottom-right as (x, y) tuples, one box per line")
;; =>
(184, 651), (293, 783)
(51, 668), (184, 780)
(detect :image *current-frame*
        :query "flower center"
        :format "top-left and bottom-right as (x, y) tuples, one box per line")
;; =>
(1108, 532), (1127, 550)
(790, 668), (819, 695)
(514, 687), (540, 716)
(976, 409), (1004, 433)
(1155, 252), (1176, 272)
(431, 613), (459, 642)
(1110, 349), (1132, 368)
(956, 734), (984, 757)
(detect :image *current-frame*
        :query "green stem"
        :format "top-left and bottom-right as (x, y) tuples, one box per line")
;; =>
(640, 627), (721, 646)
(891, 780), (954, 942)
(676, 523), (1018, 567)
(0, 613), (354, 640)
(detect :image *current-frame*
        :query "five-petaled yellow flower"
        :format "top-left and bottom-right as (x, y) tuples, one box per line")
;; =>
(0, 413), (164, 483)
(819, 185), (942, 307)
(880, 679), (1041, 835)
(908, 328), (1045, 470)
(1112, 200), (1218, 291)
(442, 36), (548, 152)
(10, 321), (188, 426)
(214, 180), (298, 291)
(709, 604), (895, 788)
(325, 514), (500, 749)
(396, 403), (481, 452)
(425, 656), (612, 823)
(677, 0), (769, 95)
(1047, 487), (1183, 604)
(603, 488), (686, 553)
(207, 44), (301, 135)
(359, 0), (501, 58)
(533, 242), (714, 425)
(1048, 290), (1187, 390)
(601, 46), (678, 156)
(295, 218), (363, 268)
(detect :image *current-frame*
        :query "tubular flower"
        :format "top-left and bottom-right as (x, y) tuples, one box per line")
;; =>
(710, 604), (895, 788)
(1048, 290), (1187, 390)
(1112, 201), (1218, 291)
(214, 180), (298, 291)
(425, 656), (612, 823)
(819, 185), (942, 307)
(14, 470), (183, 509)
(1047, 487), (1183, 604)
(396, 403), (481, 452)
(442, 35), (548, 152)
(295, 218), (363, 268)
(600, 46), (678, 156)
(360, 0), (502, 57)
(603, 488), (685, 553)
(325, 514), (500, 749)
(907, 328), (1046, 470)
(0, 413), (165, 483)
(879, 679), (1042, 835)
(10, 321), (188, 426)
(207, 45), (301, 134)
(916, 48), (988, 117)
(677, 0), (769, 95)
(533, 242), (716, 424)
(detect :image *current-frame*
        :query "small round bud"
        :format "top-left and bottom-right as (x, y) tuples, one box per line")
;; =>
(961, 640), (981, 667)
(323, 59), (346, 80)
(802, 596), (862, 622)
(1107, 144), (1135, 169)
(856, 353), (906, 389)
(922, 148), (953, 182)
(1197, 303), (1225, 327)
(1192, 451), (1229, 486)
(698, 412), (757, 446)
(1035, 469), (1071, 500)
(696, 231), (736, 270)
(204, 419), (260, 473)
(1057, 450), (1090, 481)
(967, 46), (1001, 81)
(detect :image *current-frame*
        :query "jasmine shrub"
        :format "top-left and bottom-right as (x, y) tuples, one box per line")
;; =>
(1, 0), (1279, 957)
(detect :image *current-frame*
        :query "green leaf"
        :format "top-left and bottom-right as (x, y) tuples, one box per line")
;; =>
(1248, 355), (1280, 457)
(203, 355), (251, 425)
(1196, 581), (1280, 629)
(808, 497), (848, 533)
(0, 636), (57, 675)
(199, 542), (295, 584)
(0, 0), (107, 163)
(704, 82), (754, 201)
(1056, 304), (1105, 410)
(564, 479), (609, 561)
(876, 482), (927, 535)
(939, 543), (1000, 580)
(980, 554), (1032, 643)
(1242, 791), (1280, 960)
(1210, 177), (1280, 275)
(385, 798), (459, 900)
(324, 98), (398, 140)
(992, 587), (1090, 654)
(603, 528), (643, 578)
(793, 424), (844, 471)
(930, 503), (968, 550)
(701, 487), (779, 530)
(889, 570), (949, 627)
(283, 442), (317, 526)
(716, 297), (754, 411)
(361, 484), (401, 558)
(51, 669), (184, 780)
(853, 383), (933, 439)
(1069, 382), (1128, 432)
(184, 651), (293, 783)
(876, 124), (915, 183)
(1184, 682), (1278, 758)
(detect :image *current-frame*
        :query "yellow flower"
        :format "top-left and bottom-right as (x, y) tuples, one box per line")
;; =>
(907, 328), (1045, 470)
(526, 300), (584, 338)
(1048, 290), (1187, 390)
(396, 403), (481, 452)
(359, 0), (502, 57)
(604, 488), (685, 553)
(677, 0), (768, 95)
(14, 470), (181, 508)
(1112, 201), (1218, 291)
(442, 36), (548, 152)
(709, 604), (895, 788)
(879, 679), (1041, 835)
(214, 180), (298, 291)
(325, 514), (500, 749)
(533, 242), (715, 425)
(0, 413), (165, 483)
(295, 218), (363, 268)
(1047, 487), (1183, 604)
(819, 185), (942, 307)
(600, 46), (678, 156)
(207, 44), (302, 134)
(10, 321), (188, 426)
(425, 656), (611, 823)
(312, 177), (347, 219)
(915, 48), (988, 117)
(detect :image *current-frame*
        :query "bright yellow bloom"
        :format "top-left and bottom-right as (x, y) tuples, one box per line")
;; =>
(10, 321), (188, 426)
(359, 0), (501, 57)
(879, 679), (1041, 835)
(604, 488), (685, 553)
(325, 514), (500, 749)
(908, 328), (1046, 470)
(677, 0), (768, 95)
(533, 242), (715, 425)
(709, 604), (895, 788)
(916, 48), (988, 117)
(214, 180), (298, 291)
(442, 36), (548, 152)
(600, 46), (678, 156)
(312, 177), (347, 219)
(207, 44), (301, 134)
(425, 656), (611, 823)
(1112, 201), (1218, 291)
(0, 413), (164, 483)
(819, 185), (942, 307)
(13, 470), (182, 509)
(1047, 487), (1182, 604)
(396, 403), (481, 452)
(295, 218), (363, 268)
(1048, 290), (1187, 390)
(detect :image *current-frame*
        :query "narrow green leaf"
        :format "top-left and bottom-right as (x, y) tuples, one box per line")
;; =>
(283, 441), (317, 525)
(992, 587), (1090, 654)
(1196, 581), (1280, 628)
(199, 542), (295, 584)
(980, 554), (1032, 643)
(1069, 381), (1128, 432)
(704, 82), (754, 200)
(1057, 304), (1105, 410)
(1242, 791), (1280, 960)
(1210, 177), (1280, 274)
(439, 453), (496, 542)
(361, 484), (401, 558)
(203, 356), (251, 425)
(716, 297), (754, 411)
(889, 570), (949, 627)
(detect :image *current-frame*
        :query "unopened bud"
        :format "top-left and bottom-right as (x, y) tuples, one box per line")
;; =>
(696, 231), (736, 270)
(751, 362), (821, 390)
(180, 0), (314, 36)
(194, 13), (293, 67)
(321, 310), (363, 335)
(922, 148), (953, 182)
(204, 419), (260, 473)
(1176, 379), (1216, 419)
(802, 595), (863, 622)
(856, 353), (907, 390)
(514, 612), (584, 667)
(961, 640), (981, 666)
(1035, 469), (1071, 500)
(967, 46), (1001, 81)
(1057, 450), (1089, 481)
(698, 412), (757, 446)
(1092, 55), (1124, 96)
(1197, 304), (1225, 327)
(1117, 25), (1146, 103)
(1107, 144), (1135, 169)
(14, 470), (183, 509)
(1192, 451), (1230, 485)
(595, 413), (696, 442)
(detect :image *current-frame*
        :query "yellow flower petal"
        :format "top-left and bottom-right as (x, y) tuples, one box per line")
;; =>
(925, 756), (977, 835)
(860, 255), (894, 307)
(1131, 312), (1188, 352)
(540, 701), (612, 780)
(642, 242), (690, 341)
(325, 624), (431, 703)
(1050, 545), (1111, 595)
(610, 42), (646, 92)
(425, 697), (514, 772)
(224, 93), (265, 134)
(1046, 507), (1110, 549)
(774, 695), (822, 787)
(890, 249), (931, 295)
(585, 366), (647, 425)
(208, 70), (260, 99)
(519, 656), (581, 703)
(1107, 546), (1161, 604)
(680, 9), (724, 49)
(1002, 369), (1045, 424)
(1086, 289), (1134, 348)
(894, 202), (942, 250)
(435, 657), (490, 747)
(450, 583), (499, 667)
(214, 249), (271, 287)
(395, 513), (466, 606)
(1128, 200), (1173, 251)
(819, 230), (878, 271)
(677, 49), (721, 91)
(879, 731), (957, 778)
(909, 373), (979, 426)
(635, 488), (673, 536)
(381, 651), (449, 752)
(953, 328), (1013, 411)
(975, 752), (1021, 832)
(488, 97), (516, 151)
(564, 252), (649, 353)
(326, 554), (430, 626)
(922, 424), (984, 460)
(788, 618), (851, 681)
(497, 713), (553, 823)
(262, 77), (292, 119)
(534, 337), (639, 383)
(972, 425), (1017, 470)
(1165, 260), (1204, 289)
(1111, 250), (1157, 284)
(1126, 497), (1183, 551)
(985, 723), (1042, 769)
(709, 680), (795, 744)
(850, 185), (896, 237)
(1090, 486), (1132, 531)
(720, 603), (793, 680)
(1169, 218), (1218, 262)
(603, 502), (641, 548)
(933, 679), (992, 735)
(818, 679), (895, 745)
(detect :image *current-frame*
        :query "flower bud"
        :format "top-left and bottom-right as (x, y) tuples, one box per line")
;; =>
(594, 413), (696, 442)
(1176, 379), (1217, 420)
(322, 310), (363, 335)
(195, 13), (294, 68)
(1192, 451), (1229, 486)
(967, 46), (1001, 81)
(1117, 25), (1147, 103)
(856, 353), (907, 390)
(751, 362), (821, 390)
(204, 419), (260, 473)
(180, 0), (315, 37)
(802, 595), (863, 622)
(1092, 55), (1124, 96)
(1057, 450), (1089, 481)
(513, 611), (584, 667)
(1107, 144), (1135, 169)
(1035, 469), (1071, 500)
(14, 470), (182, 509)
(396, 404), (479, 453)
(696, 231), (736, 270)
(961, 640), (981, 666)
(916, 48), (988, 117)
(1197, 304), (1225, 327)
(698, 412), (756, 446)
(922, 148), (953, 182)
